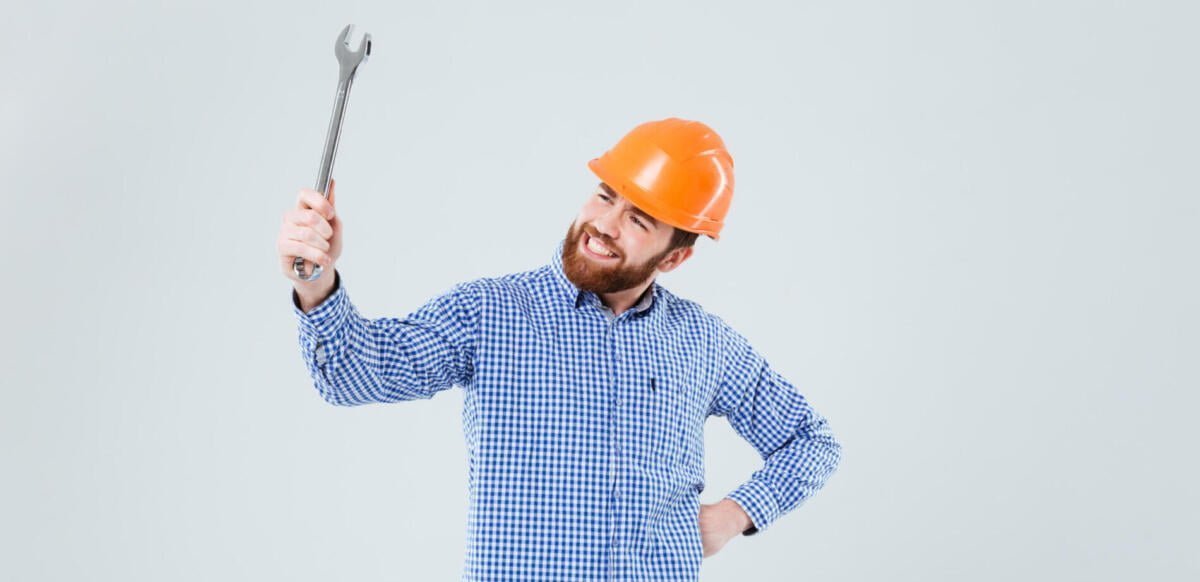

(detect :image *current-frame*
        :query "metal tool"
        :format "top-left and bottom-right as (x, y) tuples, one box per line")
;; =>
(293, 24), (372, 281)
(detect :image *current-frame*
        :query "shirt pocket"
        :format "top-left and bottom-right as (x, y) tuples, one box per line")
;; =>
(634, 359), (700, 471)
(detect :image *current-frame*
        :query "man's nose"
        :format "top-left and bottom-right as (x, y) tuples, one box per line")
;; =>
(592, 205), (622, 239)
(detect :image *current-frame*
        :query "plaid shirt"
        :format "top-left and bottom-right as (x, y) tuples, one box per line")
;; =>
(291, 238), (842, 581)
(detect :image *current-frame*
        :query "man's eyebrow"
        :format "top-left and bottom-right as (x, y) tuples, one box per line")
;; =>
(598, 183), (659, 227)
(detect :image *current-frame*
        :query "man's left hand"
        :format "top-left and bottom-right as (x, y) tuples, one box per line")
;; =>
(699, 498), (753, 558)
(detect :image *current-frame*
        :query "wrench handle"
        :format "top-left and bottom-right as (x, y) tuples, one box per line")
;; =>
(316, 78), (354, 195)
(294, 75), (356, 282)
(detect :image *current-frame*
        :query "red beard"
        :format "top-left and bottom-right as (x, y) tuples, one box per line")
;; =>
(561, 220), (669, 294)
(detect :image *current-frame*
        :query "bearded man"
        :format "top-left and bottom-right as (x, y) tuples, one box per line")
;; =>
(279, 117), (843, 581)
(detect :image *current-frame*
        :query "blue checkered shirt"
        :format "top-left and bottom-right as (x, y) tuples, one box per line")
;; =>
(291, 238), (842, 581)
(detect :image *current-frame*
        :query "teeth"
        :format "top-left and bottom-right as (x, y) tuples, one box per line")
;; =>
(586, 235), (617, 257)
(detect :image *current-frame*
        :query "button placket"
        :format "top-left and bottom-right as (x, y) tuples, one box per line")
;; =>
(606, 316), (621, 577)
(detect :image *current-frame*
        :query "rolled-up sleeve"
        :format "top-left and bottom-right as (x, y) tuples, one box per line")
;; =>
(708, 316), (842, 536)
(292, 270), (482, 406)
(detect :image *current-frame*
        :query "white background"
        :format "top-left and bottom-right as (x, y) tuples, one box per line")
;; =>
(2, 0), (1196, 579)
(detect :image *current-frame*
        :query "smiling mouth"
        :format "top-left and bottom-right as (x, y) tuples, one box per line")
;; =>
(581, 232), (619, 260)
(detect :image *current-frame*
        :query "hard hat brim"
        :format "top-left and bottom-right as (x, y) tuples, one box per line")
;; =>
(587, 157), (722, 241)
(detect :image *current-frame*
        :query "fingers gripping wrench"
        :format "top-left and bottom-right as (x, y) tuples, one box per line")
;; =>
(293, 24), (372, 281)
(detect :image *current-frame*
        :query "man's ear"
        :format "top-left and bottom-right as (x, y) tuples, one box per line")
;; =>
(656, 247), (694, 273)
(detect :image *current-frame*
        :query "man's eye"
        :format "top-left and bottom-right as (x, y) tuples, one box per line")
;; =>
(631, 216), (646, 229)
(598, 194), (612, 203)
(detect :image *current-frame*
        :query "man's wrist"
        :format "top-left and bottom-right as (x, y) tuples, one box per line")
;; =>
(719, 498), (755, 535)
(294, 269), (340, 313)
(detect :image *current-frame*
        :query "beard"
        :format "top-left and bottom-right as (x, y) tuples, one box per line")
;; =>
(561, 219), (670, 294)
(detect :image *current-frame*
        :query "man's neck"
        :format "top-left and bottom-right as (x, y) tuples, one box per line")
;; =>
(597, 279), (654, 317)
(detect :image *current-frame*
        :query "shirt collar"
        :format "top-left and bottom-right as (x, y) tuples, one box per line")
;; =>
(550, 237), (659, 317)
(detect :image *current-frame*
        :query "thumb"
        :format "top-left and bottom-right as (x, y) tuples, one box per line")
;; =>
(328, 178), (336, 207)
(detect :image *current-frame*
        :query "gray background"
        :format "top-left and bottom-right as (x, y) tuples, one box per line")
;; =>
(2, 0), (1196, 580)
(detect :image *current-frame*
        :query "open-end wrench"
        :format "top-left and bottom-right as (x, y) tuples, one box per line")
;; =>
(293, 24), (372, 282)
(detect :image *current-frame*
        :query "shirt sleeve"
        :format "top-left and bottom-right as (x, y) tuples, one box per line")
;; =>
(708, 316), (843, 537)
(291, 269), (482, 405)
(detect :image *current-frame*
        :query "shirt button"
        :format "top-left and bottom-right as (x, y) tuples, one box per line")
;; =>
(615, 398), (623, 407)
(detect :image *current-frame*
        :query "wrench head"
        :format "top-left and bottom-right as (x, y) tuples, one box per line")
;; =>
(335, 24), (371, 69)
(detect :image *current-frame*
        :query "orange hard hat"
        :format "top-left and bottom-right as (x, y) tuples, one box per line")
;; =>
(587, 117), (734, 240)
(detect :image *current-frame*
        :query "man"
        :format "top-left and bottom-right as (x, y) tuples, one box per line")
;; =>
(278, 118), (842, 581)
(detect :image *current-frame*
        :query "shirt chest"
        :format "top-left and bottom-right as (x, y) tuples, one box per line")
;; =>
(470, 299), (714, 469)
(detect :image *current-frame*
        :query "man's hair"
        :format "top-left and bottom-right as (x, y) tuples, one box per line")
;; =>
(667, 227), (700, 253)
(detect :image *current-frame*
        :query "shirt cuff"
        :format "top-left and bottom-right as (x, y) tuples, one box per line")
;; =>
(725, 478), (781, 536)
(291, 269), (349, 344)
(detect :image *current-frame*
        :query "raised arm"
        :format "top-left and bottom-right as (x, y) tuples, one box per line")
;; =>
(292, 269), (482, 405)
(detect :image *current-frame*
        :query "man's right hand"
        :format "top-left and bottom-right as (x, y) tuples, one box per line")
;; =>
(278, 180), (343, 310)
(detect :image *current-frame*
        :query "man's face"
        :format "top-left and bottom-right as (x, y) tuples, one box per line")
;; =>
(561, 183), (688, 294)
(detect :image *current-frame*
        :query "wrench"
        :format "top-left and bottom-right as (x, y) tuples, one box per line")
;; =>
(293, 24), (372, 281)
